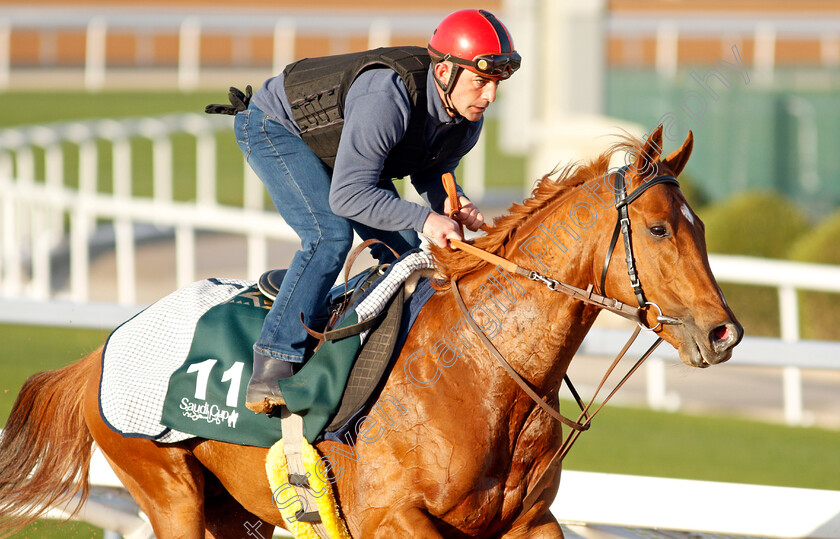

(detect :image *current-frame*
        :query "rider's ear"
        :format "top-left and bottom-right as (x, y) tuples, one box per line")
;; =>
(434, 61), (453, 86)
(627, 124), (664, 185)
(661, 130), (694, 178)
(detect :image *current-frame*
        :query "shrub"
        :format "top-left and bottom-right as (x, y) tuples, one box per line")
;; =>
(699, 191), (811, 258)
(789, 211), (840, 341)
(698, 191), (812, 337)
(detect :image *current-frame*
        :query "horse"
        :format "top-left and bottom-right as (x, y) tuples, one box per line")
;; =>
(0, 125), (742, 538)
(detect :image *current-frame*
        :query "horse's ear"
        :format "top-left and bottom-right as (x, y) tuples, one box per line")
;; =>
(661, 130), (694, 178)
(628, 124), (664, 185)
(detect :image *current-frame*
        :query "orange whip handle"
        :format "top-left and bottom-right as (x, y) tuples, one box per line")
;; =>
(442, 172), (465, 238)
(441, 172), (499, 256)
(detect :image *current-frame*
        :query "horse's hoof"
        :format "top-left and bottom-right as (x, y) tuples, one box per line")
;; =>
(246, 397), (285, 414)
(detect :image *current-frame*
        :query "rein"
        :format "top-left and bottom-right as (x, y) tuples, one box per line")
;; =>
(440, 168), (683, 519)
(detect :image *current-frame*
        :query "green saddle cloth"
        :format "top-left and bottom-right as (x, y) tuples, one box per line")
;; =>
(160, 284), (365, 446)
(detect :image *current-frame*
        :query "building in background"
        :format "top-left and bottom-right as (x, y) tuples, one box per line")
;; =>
(3, 0), (840, 211)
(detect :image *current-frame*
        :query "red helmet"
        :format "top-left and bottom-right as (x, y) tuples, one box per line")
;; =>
(428, 9), (520, 80)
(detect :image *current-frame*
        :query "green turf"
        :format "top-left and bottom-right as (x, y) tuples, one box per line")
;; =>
(8, 520), (103, 539)
(0, 324), (107, 422)
(561, 402), (840, 491)
(0, 90), (221, 128)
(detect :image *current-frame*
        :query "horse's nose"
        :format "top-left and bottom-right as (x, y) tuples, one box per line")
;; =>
(708, 321), (743, 359)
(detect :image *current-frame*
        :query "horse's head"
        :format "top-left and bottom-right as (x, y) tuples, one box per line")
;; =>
(432, 125), (742, 369)
(600, 125), (743, 367)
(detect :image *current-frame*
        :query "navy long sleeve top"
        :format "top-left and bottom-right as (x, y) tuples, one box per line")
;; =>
(252, 66), (481, 233)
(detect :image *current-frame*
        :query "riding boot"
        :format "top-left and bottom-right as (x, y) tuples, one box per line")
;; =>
(245, 350), (296, 414)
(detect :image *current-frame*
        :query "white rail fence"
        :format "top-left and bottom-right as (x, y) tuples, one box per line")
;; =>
(3, 6), (840, 91)
(0, 113), (295, 306)
(0, 113), (486, 308)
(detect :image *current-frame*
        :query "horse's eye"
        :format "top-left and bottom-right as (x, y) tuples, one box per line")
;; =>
(649, 225), (669, 237)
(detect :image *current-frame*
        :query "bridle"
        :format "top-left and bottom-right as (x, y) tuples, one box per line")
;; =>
(443, 166), (685, 519)
(600, 165), (683, 328)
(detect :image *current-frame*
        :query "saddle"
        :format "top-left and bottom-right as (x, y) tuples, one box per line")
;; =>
(255, 244), (434, 532)
(256, 239), (423, 431)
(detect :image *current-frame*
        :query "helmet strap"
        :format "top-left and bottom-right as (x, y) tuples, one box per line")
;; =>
(433, 62), (462, 117)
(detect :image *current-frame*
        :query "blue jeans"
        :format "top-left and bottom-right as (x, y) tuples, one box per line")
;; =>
(235, 104), (420, 362)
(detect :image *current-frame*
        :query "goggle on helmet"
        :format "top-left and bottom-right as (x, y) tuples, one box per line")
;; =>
(427, 9), (521, 81)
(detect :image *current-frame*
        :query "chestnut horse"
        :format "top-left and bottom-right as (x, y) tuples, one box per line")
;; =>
(0, 126), (742, 538)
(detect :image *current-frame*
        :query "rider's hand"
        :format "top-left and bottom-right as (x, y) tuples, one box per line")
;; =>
(422, 212), (463, 248)
(205, 85), (252, 115)
(444, 195), (485, 232)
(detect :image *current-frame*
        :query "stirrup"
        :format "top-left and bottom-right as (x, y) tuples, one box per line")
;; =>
(258, 269), (287, 301)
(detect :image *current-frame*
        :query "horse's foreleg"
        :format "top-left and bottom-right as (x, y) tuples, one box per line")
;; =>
(370, 507), (445, 538)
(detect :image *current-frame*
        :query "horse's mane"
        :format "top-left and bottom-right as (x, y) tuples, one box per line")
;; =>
(431, 135), (643, 286)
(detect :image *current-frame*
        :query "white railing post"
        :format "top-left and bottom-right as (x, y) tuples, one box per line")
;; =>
(367, 18), (391, 49)
(175, 224), (195, 289)
(30, 204), (50, 299)
(70, 200), (90, 302)
(153, 135), (173, 204)
(753, 21), (776, 85)
(16, 146), (35, 187)
(85, 17), (107, 91)
(778, 284), (803, 425)
(463, 129), (486, 203)
(0, 151), (10, 180)
(15, 145), (34, 257)
(45, 143), (65, 243)
(820, 34), (840, 67)
(79, 137), (99, 235)
(0, 19), (10, 91)
(646, 357), (667, 410)
(243, 160), (263, 211)
(178, 18), (201, 91)
(0, 153), (10, 284)
(113, 136), (136, 305)
(655, 22), (678, 79)
(196, 131), (216, 206)
(247, 233), (268, 280)
(273, 19), (296, 76)
(2, 183), (21, 296)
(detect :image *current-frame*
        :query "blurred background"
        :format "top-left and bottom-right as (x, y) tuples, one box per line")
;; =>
(1, 1), (840, 537)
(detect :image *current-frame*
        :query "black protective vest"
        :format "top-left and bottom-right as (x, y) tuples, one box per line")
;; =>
(283, 46), (467, 179)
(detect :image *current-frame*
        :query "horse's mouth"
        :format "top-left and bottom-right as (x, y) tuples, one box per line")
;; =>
(673, 320), (741, 368)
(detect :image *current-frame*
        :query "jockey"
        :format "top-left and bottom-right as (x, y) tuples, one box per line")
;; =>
(229, 9), (520, 412)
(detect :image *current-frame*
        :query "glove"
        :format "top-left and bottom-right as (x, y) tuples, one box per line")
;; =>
(204, 85), (252, 115)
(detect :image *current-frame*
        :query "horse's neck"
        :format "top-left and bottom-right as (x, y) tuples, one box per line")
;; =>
(459, 194), (607, 397)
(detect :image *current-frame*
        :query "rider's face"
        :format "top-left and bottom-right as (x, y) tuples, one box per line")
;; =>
(436, 63), (500, 122)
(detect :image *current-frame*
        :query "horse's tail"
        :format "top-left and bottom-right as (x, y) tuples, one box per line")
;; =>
(0, 349), (100, 536)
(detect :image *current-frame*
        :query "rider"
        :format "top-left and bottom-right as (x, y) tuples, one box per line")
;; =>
(231, 9), (521, 413)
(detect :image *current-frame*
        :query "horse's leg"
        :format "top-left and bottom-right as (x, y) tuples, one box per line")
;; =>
(371, 507), (445, 538)
(203, 472), (275, 539)
(83, 353), (208, 538)
(192, 439), (286, 528)
(498, 488), (565, 539)
(498, 509), (565, 539)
